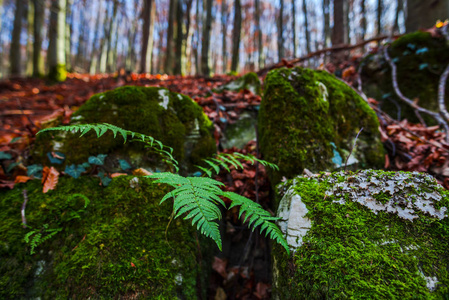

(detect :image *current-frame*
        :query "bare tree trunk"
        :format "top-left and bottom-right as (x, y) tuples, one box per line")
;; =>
(194, 0), (201, 74)
(332, 0), (346, 46)
(200, 0), (212, 75)
(99, 1), (111, 73)
(140, 0), (155, 73)
(255, 0), (263, 68)
(165, 0), (177, 74)
(230, 0), (241, 72)
(48, 0), (67, 81)
(292, 0), (296, 57)
(106, 0), (118, 73)
(65, 0), (72, 72)
(222, 0), (228, 73)
(33, 0), (45, 77)
(392, 0), (403, 34)
(323, 0), (330, 47)
(10, 0), (25, 76)
(26, 1), (34, 76)
(184, 0), (193, 74)
(360, 0), (366, 41)
(75, 3), (86, 72)
(302, 0), (310, 54)
(377, 0), (382, 36)
(89, 0), (103, 74)
(174, 0), (186, 75)
(277, 0), (284, 61)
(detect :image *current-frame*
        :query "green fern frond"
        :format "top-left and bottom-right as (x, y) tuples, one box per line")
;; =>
(223, 191), (289, 254)
(196, 152), (279, 176)
(149, 172), (224, 250)
(37, 123), (178, 169)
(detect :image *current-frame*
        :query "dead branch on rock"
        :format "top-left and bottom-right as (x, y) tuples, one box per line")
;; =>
(257, 34), (402, 76)
(383, 46), (449, 142)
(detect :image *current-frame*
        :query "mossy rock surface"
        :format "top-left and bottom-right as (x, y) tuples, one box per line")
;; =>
(258, 67), (384, 186)
(361, 31), (449, 124)
(215, 72), (262, 95)
(272, 170), (449, 299)
(32, 86), (216, 173)
(0, 176), (212, 299)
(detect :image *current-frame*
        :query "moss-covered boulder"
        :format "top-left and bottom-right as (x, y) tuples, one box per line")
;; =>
(272, 170), (449, 299)
(0, 176), (212, 299)
(361, 31), (449, 124)
(32, 86), (216, 173)
(215, 72), (262, 95)
(258, 67), (384, 185)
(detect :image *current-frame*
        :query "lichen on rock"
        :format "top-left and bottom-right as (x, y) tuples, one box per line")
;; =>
(258, 67), (384, 186)
(32, 86), (216, 173)
(0, 176), (212, 299)
(272, 170), (449, 299)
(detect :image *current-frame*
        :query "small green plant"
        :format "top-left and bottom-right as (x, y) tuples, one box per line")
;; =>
(24, 224), (62, 254)
(37, 123), (290, 253)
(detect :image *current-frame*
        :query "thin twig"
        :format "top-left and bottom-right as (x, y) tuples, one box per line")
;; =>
(344, 128), (363, 172)
(438, 63), (449, 122)
(21, 189), (28, 228)
(383, 46), (449, 142)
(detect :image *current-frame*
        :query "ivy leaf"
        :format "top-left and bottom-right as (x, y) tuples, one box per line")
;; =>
(46, 152), (66, 164)
(416, 47), (429, 55)
(64, 164), (86, 179)
(6, 162), (20, 173)
(88, 154), (107, 165)
(27, 164), (43, 178)
(98, 170), (112, 186)
(0, 152), (12, 160)
(118, 159), (131, 171)
(419, 63), (429, 70)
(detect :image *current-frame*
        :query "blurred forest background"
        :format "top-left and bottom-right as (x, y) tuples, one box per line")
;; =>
(0, 0), (447, 80)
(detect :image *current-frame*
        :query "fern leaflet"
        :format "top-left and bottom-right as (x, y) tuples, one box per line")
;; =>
(149, 172), (224, 250)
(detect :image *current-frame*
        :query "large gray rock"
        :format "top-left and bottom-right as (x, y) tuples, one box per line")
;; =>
(272, 170), (449, 299)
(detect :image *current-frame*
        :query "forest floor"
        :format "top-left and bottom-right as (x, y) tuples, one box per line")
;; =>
(1, 66), (449, 299)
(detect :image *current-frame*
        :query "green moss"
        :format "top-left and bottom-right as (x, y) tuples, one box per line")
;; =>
(361, 31), (449, 124)
(32, 86), (216, 173)
(258, 67), (384, 186)
(48, 64), (67, 82)
(273, 171), (449, 299)
(0, 176), (212, 299)
(215, 72), (262, 95)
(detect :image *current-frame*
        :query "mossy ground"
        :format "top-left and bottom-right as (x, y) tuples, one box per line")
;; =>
(0, 176), (212, 299)
(258, 67), (384, 186)
(32, 86), (216, 173)
(273, 171), (449, 299)
(361, 31), (449, 124)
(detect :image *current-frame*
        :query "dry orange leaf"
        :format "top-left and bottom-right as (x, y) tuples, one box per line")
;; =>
(110, 173), (127, 178)
(132, 168), (153, 176)
(15, 176), (32, 184)
(42, 166), (59, 193)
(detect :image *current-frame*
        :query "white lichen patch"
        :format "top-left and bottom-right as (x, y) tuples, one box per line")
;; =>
(277, 189), (312, 250)
(316, 81), (328, 102)
(325, 170), (447, 220)
(158, 89), (170, 109)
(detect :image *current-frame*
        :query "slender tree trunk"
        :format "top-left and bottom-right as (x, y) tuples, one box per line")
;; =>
(184, 0), (193, 74)
(255, 0), (263, 69)
(174, 0), (185, 75)
(140, 0), (155, 73)
(392, 0), (403, 34)
(99, 1), (111, 73)
(222, 0), (227, 73)
(33, 0), (45, 77)
(323, 0), (330, 47)
(277, 0), (284, 61)
(291, 0), (296, 57)
(332, 0), (346, 45)
(65, 0), (72, 72)
(377, 0), (382, 36)
(302, 0), (310, 54)
(10, 0), (25, 76)
(230, 0), (241, 72)
(26, 1), (34, 76)
(194, 0), (201, 74)
(360, 0), (366, 41)
(75, 4), (86, 71)
(48, 0), (67, 81)
(165, 0), (177, 74)
(200, 0), (212, 75)
(106, 0), (118, 73)
(89, 0), (103, 74)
